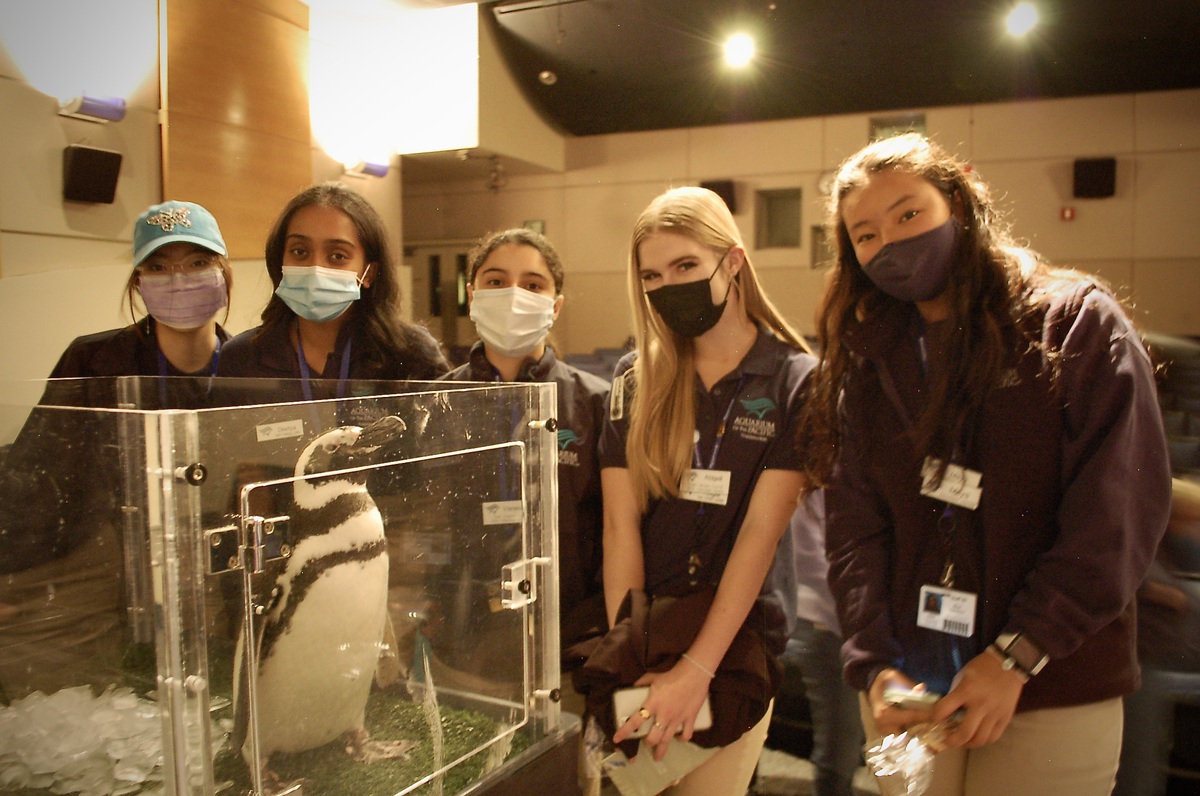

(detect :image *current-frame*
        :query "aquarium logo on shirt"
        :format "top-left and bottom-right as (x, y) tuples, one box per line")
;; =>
(558, 428), (582, 467)
(732, 396), (777, 442)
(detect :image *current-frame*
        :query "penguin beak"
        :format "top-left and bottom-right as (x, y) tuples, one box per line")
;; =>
(344, 414), (408, 462)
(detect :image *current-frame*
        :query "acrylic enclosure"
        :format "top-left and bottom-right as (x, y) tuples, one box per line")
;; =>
(0, 376), (563, 796)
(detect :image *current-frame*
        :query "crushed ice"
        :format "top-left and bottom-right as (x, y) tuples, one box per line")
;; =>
(0, 685), (168, 796)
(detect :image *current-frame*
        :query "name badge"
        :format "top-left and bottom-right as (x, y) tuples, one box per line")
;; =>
(482, 500), (524, 525)
(679, 469), (731, 506)
(610, 372), (626, 420)
(920, 457), (982, 510)
(255, 418), (305, 442)
(917, 584), (977, 638)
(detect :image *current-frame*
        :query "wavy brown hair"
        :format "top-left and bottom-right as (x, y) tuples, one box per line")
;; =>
(798, 133), (1100, 489)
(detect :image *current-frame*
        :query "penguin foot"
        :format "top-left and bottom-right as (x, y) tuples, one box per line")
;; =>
(260, 767), (305, 796)
(345, 728), (420, 762)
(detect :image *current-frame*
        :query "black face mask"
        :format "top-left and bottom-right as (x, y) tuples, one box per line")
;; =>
(646, 252), (733, 338)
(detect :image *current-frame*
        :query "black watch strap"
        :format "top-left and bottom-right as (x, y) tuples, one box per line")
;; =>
(994, 632), (1048, 678)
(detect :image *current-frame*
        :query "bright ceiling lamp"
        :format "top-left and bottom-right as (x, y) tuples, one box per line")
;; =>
(308, 0), (478, 164)
(723, 32), (756, 68)
(1006, 2), (1039, 37)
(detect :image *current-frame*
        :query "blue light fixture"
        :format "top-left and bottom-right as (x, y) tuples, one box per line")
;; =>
(344, 160), (390, 178)
(58, 94), (127, 123)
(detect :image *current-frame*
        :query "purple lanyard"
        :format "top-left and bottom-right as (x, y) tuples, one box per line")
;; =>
(296, 336), (353, 401)
(692, 375), (745, 471)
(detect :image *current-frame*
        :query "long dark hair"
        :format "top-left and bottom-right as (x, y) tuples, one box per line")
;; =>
(258, 182), (412, 361)
(798, 133), (1099, 488)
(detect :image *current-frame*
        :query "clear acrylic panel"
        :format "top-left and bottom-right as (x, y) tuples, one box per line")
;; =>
(0, 376), (561, 796)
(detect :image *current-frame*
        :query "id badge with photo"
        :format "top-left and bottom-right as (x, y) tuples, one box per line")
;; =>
(916, 584), (977, 638)
(679, 469), (731, 505)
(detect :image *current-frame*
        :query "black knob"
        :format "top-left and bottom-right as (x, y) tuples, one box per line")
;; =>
(184, 463), (207, 485)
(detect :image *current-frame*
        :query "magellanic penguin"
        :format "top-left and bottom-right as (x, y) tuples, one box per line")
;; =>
(232, 414), (416, 786)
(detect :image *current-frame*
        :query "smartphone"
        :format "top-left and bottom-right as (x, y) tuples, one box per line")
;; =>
(883, 687), (940, 711)
(612, 686), (713, 738)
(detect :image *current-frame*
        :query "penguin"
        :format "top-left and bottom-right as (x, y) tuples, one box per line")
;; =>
(231, 414), (416, 787)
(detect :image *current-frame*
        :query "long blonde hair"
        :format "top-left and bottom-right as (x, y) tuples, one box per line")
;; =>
(624, 186), (809, 512)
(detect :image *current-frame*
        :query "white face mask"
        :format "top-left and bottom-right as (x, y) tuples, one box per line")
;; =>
(469, 287), (557, 358)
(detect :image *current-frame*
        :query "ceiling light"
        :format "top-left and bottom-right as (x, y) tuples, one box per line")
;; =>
(1005, 2), (1038, 37)
(344, 160), (389, 178)
(723, 33), (755, 68)
(538, 70), (558, 86)
(58, 95), (126, 123)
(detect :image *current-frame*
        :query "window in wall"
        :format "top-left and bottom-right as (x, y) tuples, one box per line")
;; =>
(755, 188), (802, 249)
(429, 254), (443, 316)
(429, 253), (470, 316)
(870, 112), (926, 140)
(455, 253), (469, 316)
(811, 225), (835, 269)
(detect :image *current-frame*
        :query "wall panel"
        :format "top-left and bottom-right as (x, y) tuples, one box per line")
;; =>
(164, 0), (310, 259)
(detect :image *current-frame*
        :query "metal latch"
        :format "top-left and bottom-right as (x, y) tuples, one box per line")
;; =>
(204, 515), (291, 575)
(499, 556), (550, 610)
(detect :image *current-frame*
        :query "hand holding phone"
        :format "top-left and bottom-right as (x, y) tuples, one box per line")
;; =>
(612, 685), (713, 738)
(882, 686), (940, 711)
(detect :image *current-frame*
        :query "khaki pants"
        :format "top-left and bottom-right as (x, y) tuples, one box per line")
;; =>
(663, 699), (774, 796)
(862, 694), (1123, 796)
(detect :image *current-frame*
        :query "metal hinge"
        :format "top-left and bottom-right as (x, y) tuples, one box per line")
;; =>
(499, 556), (550, 610)
(204, 515), (291, 575)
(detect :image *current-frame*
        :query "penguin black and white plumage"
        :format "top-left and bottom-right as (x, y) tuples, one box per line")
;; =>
(232, 414), (414, 782)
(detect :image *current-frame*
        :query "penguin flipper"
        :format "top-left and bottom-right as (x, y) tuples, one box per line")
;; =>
(231, 612), (271, 762)
(375, 610), (404, 689)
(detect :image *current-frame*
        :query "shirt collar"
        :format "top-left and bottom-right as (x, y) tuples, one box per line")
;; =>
(465, 340), (558, 381)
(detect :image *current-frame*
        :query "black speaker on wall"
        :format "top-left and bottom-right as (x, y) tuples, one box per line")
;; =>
(63, 144), (123, 204)
(1073, 157), (1116, 199)
(700, 179), (738, 213)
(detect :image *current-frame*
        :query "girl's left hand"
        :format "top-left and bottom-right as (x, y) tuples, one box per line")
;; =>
(612, 660), (712, 761)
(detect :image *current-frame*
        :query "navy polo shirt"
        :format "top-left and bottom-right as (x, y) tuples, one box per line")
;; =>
(442, 341), (610, 631)
(599, 328), (816, 598)
(216, 316), (448, 387)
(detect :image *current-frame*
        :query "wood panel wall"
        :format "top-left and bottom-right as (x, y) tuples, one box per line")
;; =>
(163, 0), (311, 259)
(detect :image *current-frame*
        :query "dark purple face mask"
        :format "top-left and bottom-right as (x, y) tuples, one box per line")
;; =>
(861, 217), (961, 303)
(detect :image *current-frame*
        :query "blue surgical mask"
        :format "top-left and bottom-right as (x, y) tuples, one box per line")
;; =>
(275, 265), (368, 323)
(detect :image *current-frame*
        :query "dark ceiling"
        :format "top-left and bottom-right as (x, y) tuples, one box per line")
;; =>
(487, 0), (1200, 137)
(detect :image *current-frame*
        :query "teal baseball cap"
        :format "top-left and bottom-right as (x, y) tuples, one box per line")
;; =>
(133, 201), (227, 265)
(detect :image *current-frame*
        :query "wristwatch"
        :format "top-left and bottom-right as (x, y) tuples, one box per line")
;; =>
(993, 632), (1049, 678)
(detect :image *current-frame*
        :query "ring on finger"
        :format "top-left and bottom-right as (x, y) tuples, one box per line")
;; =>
(638, 707), (652, 720)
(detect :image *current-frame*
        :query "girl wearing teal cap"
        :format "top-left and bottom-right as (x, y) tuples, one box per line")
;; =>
(49, 199), (232, 380)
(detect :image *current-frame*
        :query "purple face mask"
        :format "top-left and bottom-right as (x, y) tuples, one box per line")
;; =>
(862, 217), (961, 303)
(138, 268), (228, 330)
